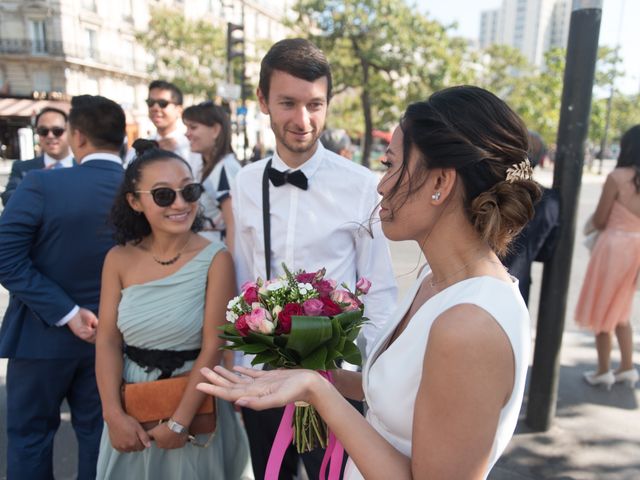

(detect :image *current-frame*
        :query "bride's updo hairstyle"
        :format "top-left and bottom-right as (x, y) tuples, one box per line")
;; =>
(390, 85), (541, 256)
(110, 138), (204, 245)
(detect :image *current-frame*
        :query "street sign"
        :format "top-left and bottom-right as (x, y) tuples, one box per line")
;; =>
(236, 106), (247, 116)
(216, 83), (241, 101)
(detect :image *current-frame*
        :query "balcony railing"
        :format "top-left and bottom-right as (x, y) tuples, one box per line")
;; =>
(0, 38), (147, 72)
(0, 38), (65, 56)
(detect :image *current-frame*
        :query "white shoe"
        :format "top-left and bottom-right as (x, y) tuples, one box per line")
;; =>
(614, 368), (639, 388)
(583, 370), (615, 390)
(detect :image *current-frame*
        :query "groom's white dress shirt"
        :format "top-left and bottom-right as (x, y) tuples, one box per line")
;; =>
(233, 142), (398, 367)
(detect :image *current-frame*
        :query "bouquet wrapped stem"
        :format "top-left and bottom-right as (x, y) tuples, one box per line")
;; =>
(294, 403), (327, 453)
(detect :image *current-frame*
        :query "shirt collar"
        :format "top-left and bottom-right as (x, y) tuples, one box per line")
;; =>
(271, 141), (324, 180)
(80, 152), (123, 165)
(43, 152), (74, 168)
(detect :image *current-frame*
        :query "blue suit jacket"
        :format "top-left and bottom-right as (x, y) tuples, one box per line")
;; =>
(1, 156), (46, 206)
(0, 158), (124, 359)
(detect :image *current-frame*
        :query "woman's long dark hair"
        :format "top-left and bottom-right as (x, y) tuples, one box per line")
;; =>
(182, 102), (234, 181)
(616, 125), (640, 192)
(110, 139), (204, 245)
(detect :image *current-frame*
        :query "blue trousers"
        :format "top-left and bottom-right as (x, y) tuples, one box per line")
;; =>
(6, 356), (102, 480)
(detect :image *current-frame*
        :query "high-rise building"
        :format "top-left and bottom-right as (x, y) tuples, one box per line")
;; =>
(479, 0), (571, 66)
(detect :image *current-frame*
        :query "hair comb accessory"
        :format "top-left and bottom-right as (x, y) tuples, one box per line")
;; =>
(505, 158), (533, 183)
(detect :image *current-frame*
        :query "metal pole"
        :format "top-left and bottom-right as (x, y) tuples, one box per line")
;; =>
(525, 0), (602, 432)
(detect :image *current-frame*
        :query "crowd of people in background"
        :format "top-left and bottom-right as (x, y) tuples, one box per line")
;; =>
(0, 35), (637, 480)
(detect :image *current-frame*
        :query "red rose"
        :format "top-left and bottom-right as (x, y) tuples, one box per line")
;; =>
(314, 279), (336, 297)
(296, 272), (317, 283)
(235, 314), (250, 337)
(242, 286), (259, 304)
(277, 303), (303, 334)
(320, 297), (342, 316)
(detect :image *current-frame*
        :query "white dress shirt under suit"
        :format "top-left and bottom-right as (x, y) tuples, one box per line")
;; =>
(232, 142), (398, 365)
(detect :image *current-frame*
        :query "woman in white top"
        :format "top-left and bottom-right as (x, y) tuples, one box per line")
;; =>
(183, 102), (241, 251)
(196, 86), (540, 479)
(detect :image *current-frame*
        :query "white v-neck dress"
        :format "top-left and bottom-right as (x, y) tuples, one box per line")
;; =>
(344, 268), (531, 479)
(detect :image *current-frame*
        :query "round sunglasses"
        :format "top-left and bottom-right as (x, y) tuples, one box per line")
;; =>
(36, 127), (66, 137)
(135, 183), (204, 207)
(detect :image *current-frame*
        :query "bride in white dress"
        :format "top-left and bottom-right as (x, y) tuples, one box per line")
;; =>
(197, 85), (540, 479)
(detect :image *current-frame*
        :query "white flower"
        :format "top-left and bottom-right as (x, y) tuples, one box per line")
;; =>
(266, 281), (284, 291)
(272, 305), (283, 317)
(227, 296), (241, 309)
(226, 310), (238, 323)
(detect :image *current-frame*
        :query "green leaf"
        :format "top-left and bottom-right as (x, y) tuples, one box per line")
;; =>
(301, 346), (328, 370)
(253, 351), (279, 365)
(238, 343), (269, 354)
(246, 332), (277, 346)
(287, 316), (333, 358)
(334, 310), (363, 329)
(341, 341), (362, 366)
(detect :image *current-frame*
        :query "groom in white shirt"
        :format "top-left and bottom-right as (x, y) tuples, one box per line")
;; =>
(232, 38), (398, 480)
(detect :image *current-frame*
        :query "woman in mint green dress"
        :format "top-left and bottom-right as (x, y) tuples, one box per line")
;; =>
(95, 139), (253, 479)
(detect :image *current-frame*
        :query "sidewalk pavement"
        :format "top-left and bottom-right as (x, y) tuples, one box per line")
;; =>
(1, 160), (639, 479)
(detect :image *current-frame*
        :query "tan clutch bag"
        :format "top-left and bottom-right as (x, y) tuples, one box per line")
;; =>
(121, 374), (216, 435)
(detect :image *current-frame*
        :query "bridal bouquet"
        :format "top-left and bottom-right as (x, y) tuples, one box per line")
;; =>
(221, 264), (371, 452)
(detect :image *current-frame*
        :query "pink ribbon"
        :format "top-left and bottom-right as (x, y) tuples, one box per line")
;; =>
(264, 370), (344, 480)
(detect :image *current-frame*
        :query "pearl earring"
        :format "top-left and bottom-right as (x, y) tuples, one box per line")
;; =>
(431, 191), (441, 201)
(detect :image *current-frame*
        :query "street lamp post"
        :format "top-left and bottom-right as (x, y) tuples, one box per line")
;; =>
(525, 0), (602, 432)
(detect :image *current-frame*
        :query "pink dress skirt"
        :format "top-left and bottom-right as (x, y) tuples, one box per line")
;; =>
(576, 201), (640, 333)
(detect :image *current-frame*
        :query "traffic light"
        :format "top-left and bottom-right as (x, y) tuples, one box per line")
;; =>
(226, 22), (244, 62)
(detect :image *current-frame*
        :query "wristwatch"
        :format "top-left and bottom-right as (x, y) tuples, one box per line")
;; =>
(166, 418), (187, 435)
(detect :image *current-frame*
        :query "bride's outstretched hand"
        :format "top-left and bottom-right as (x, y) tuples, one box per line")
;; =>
(196, 365), (321, 410)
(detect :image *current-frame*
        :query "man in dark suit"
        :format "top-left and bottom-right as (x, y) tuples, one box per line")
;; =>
(1, 107), (74, 206)
(0, 95), (126, 479)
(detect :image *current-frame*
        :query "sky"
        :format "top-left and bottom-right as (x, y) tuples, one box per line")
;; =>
(415, 0), (640, 95)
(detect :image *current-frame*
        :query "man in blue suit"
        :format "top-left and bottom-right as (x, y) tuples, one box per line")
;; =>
(0, 95), (126, 479)
(0, 107), (74, 206)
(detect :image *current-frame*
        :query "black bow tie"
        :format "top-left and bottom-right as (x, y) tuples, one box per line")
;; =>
(267, 167), (308, 190)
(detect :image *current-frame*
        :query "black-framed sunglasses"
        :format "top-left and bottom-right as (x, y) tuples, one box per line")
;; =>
(145, 98), (175, 108)
(36, 127), (66, 137)
(135, 183), (204, 207)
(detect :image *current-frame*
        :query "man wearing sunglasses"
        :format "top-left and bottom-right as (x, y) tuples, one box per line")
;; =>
(0, 95), (125, 479)
(1, 107), (74, 206)
(124, 80), (201, 176)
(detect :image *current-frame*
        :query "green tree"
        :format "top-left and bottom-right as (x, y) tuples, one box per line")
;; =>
(292, 0), (469, 167)
(136, 7), (226, 98)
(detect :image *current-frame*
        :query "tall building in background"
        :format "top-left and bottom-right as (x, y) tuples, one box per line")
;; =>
(479, 0), (571, 66)
(0, 0), (292, 159)
(479, 9), (500, 49)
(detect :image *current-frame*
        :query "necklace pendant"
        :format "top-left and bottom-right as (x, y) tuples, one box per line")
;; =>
(152, 252), (181, 266)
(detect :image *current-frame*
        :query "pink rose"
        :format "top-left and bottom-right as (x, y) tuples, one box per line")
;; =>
(314, 279), (336, 297)
(235, 314), (250, 337)
(277, 303), (303, 334)
(242, 286), (259, 304)
(331, 290), (360, 312)
(356, 278), (372, 295)
(320, 297), (342, 316)
(240, 281), (258, 292)
(296, 271), (317, 283)
(303, 298), (324, 316)
(246, 308), (274, 334)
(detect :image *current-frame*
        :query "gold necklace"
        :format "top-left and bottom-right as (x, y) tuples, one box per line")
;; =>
(150, 236), (191, 266)
(429, 251), (502, 289)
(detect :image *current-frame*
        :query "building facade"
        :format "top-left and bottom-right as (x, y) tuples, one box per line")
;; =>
(479, 0), (571, 67)
(0, 0), (292, 159)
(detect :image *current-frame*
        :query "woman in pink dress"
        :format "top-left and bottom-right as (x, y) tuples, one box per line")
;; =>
(576, 125), (640, 389)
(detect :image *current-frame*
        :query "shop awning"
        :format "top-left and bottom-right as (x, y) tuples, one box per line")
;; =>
(0, 97), (70, 118)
